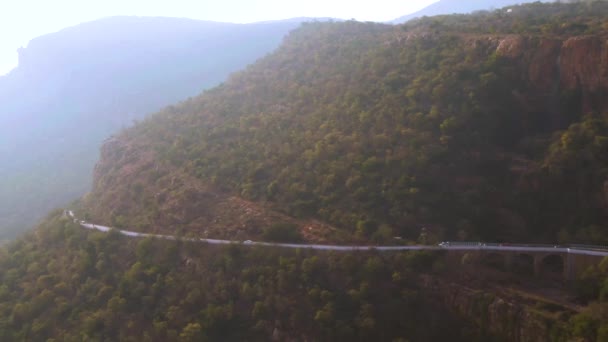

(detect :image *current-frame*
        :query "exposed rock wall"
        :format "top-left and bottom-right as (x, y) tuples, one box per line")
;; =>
(495, 35), (608, 115)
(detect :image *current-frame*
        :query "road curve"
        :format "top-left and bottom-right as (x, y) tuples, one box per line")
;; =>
(67, 211), (608, 257)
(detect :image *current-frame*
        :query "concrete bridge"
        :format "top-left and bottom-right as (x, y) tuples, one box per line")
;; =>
(442, 243), (607, 281)
(65, 211), (607, 281)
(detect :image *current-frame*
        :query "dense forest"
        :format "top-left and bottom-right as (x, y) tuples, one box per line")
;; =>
(85, 1), (608, 245)
(0, 212), (477, 341)
(0, 212), (607, 340)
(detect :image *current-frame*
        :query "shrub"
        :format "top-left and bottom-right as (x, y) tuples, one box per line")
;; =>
(262, 223), (302, 243)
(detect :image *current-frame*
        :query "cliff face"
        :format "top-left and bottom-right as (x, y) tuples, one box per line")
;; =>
(560, 36), (608, 112)
(494, 35), (608, 115)
(559, 37), (608, 91)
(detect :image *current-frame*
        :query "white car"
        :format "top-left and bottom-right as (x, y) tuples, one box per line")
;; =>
(244, 240), (253, 244)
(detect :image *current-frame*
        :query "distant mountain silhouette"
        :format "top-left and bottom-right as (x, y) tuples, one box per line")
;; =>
(392, 0), (552, 23)
(0, 16), (315, 239)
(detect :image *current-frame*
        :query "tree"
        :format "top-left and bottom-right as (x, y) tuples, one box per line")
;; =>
(180, 322), (203, 341)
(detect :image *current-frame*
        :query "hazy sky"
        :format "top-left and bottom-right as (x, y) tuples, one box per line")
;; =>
(0, 0), (437, 75)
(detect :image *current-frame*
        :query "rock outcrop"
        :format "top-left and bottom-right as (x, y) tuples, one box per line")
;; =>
(494, 35), (608, 115)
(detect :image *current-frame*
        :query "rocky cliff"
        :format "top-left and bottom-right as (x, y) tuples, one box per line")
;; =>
(494, 35), (608, 115)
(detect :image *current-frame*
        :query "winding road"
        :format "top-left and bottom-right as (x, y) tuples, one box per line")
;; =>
(67, 211), (608, 257)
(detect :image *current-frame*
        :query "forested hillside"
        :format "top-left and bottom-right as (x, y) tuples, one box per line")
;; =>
(0, 16), (310, 240)
(85, 1), (608, 245)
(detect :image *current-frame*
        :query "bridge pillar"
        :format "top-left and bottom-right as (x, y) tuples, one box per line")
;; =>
(564, 253), (605, 283)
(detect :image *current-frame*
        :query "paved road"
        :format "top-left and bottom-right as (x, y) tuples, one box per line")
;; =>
(67, 211), (608, 257)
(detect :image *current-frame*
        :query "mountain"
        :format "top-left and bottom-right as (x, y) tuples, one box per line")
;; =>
(0, 16), (318, 240)
(2, 3), (608, 340)
(82, 1), (608, 245)
(391, 0), (552, 23)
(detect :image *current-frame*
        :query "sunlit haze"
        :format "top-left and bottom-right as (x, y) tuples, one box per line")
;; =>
(0, 0), (437, 75)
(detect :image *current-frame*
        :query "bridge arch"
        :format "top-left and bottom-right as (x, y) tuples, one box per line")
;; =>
(481, 252), (507, 271)
(512, 253), (534, 276)
(538, 254), (565, 277)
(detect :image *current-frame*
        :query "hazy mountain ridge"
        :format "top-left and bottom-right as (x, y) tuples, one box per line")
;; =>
(391, 0), (553, 23)
(83, 2), (608, 245)
(0, 16), (311, 239)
